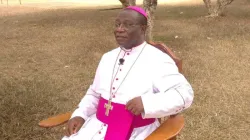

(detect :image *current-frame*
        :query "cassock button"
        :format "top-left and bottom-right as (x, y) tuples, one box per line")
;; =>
(104, 124), (107, 126)
(120, 69), (122, 71)
(116, 78), (118, 80)
(113, 95), (115, 98)
(127, 53), (130, 55)
(99, 131), (101, 134)
(113, 87), (115, 90)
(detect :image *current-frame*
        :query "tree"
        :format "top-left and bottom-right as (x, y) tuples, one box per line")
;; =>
(203, 0), (235, 17)
(119, 0), (136, 8)
(143, 0), (157, 41)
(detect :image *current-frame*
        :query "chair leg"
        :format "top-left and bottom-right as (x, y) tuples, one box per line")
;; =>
(169, 136), (177, 140)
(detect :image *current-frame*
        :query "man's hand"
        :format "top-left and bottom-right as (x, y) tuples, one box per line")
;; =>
(125, 96), (145, 116)
(65, 116), (85, 137)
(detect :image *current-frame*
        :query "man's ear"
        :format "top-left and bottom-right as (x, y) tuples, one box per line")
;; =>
(141, 25), (147, 33)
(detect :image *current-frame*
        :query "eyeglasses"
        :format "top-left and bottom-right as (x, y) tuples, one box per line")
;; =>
(114, 22), (141, 30)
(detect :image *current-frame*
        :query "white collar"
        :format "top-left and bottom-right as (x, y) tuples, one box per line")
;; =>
(120, 41), (147, 53)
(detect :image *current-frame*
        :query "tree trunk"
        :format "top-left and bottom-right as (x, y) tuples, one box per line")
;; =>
(143, 0), (158, 41)
(129, 0), (136, 6)
(119, 0), (129, 8)
(203, 0), (213, 15)
(203, 0), (234, 17)
(217, 0), (234, 15)
(119, 0), (136, 8)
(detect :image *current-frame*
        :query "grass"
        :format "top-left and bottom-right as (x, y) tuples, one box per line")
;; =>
(0, 1), (250, 140)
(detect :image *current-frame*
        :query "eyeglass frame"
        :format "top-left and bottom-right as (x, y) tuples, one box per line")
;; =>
(114, 22), (145, 31)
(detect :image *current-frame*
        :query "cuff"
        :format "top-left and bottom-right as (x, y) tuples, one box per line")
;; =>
(70, 108), (89, 121)
(141, 90), (185, 119)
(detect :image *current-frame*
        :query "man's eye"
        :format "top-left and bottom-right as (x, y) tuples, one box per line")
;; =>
(115, 23), (121, 27)
(123, 23), (133, 27)
(124, 22), (133, 25)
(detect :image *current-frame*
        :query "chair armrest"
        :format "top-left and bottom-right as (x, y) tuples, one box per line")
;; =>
(38, 112), (72, 128)
(145, 115), (185, 140)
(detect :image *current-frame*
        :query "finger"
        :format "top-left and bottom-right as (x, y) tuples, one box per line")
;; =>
(134, 110), (140, 116)
(125, 100), (132, 109)
(74, 123), (83, 134)
(63, 126), (69, 136)
(66, 125), (71, 136)
(126, 102), (134, 111)
(68, 121), (75, 136)
(130, 107), (137, 115)
(65, 126), (70, 136)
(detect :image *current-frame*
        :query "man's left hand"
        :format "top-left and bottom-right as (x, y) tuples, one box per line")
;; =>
(125, 96), (145, 116)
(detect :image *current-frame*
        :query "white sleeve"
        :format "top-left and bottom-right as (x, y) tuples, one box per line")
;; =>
(141, 54), (194, 119)
(70, 55), (105, 121)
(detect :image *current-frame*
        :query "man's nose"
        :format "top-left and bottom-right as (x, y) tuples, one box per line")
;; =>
(115, 24), (126, 32)
(116, 27), (125, 32)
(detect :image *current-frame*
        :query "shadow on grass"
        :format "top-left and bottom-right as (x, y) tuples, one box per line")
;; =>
(99, 7), (123, 11)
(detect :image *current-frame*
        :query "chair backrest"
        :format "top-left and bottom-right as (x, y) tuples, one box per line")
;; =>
(148, 41), (183, 73)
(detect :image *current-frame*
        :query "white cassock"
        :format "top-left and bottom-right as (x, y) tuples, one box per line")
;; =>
(62, 41), (194, 140)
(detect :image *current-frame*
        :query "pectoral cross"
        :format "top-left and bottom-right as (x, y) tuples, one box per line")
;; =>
(104, 99), (113, 116)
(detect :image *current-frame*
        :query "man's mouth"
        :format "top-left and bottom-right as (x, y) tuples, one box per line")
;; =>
(116, 36), (127, 39)
(115, 36), (128, 43)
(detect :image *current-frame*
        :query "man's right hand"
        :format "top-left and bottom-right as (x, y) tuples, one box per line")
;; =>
(65, 116), (85, 137)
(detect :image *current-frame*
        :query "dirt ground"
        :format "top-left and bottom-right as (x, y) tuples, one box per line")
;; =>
(0, 0), (204, 16)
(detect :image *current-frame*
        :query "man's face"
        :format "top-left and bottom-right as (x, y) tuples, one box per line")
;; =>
(114, 10), (144, 48)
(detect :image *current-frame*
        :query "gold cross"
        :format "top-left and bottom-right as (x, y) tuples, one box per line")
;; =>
(104, 99), (113, 116)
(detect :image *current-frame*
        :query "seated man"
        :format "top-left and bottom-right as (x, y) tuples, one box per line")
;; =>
(62, 6), (194, 140)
